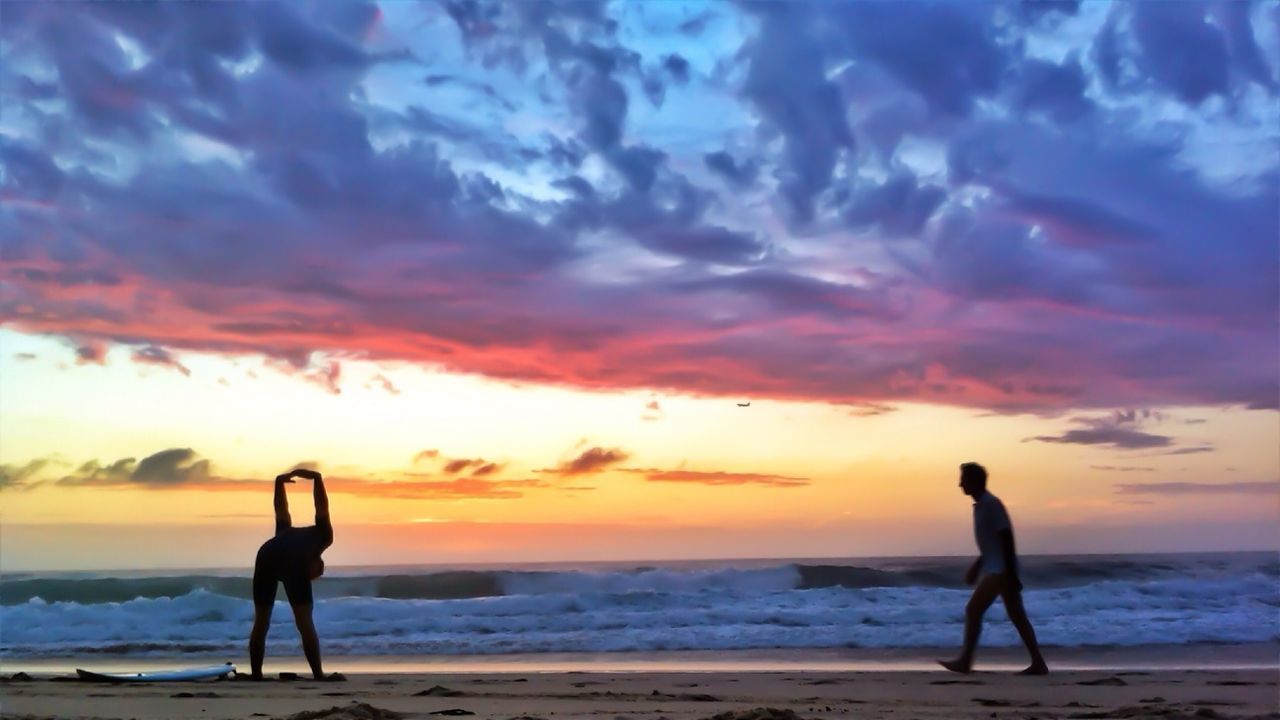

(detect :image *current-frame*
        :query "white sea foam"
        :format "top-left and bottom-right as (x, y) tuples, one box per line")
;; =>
(2, 568), (1275, 656)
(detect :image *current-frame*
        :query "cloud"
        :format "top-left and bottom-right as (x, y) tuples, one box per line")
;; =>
(678, 10), (715, 36)
(1007, 57), (1093, 122)
(19, 446), (551, 500)
(413, 449), (440, 465)
(1129, 3), (1231, 105)
(642, 399), (663, 422)
(846, 403), (896, 417)
(542, 447), (630, 476)
(325, 476), (549, 500)
(131, 345), (191, 376)
(443, 458), (484, 474)
(75, 343), (106, 365)
(841, 170), (946, 237)
(1029, 409), (1179, 450)
(1091, 465), (1156, 472)
(703, 151), (759, 188)
(623, 468), (810, 488)
(1115, 481), (1280, 495)
(739, 4), (853, 224)
(368, 372), (400, 395)
(0, 459), (51, 492)
(0, 1), (1274, 417)
(14, 352), (37, 361)
(58, 457), (137, 487)
(663, 54), (690, 84)
(824, 3), (1010, 118)
(306, 361), (342, 395)
(51, 448), (260, 490)
(1032, 427), (1172, 450)
(132, 448), (211, 485)
(1148, 445), (1217, 456)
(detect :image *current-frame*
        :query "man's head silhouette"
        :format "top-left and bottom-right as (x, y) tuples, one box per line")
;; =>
(959, 462), (987, 498)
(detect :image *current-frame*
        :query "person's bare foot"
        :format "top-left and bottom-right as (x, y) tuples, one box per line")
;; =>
(1017, 661), (1049, 676)
(938, 658), (972, 674)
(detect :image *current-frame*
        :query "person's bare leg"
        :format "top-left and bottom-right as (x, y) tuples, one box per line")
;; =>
(939, 574), (1004, 673)
(291, 604), (324, 679)
(249, 603), (273, 679)
(1002, 589), (1048, 674)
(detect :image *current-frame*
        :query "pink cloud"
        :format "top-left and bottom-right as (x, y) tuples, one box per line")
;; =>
(623, 468), (810, 487)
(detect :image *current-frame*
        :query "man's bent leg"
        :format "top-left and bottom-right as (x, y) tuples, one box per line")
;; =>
(940, 573), (1005, 673)
(1002, 587), (1048, 674)
(290, 603), (324, 679)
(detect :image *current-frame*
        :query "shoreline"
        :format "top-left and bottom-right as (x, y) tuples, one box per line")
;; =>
(2, 667), (1276, 720)
(5, 642), (1277, 676)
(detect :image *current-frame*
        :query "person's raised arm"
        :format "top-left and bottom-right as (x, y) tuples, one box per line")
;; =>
(312, 472), (329, 523)
(295, 469), (333, 547)
(274, 472), (295, 535)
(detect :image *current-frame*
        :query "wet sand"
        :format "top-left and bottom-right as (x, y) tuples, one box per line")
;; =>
(3, 666), (1277, 720)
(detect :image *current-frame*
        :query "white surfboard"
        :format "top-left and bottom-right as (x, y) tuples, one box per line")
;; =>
(75, 662), (235, 683)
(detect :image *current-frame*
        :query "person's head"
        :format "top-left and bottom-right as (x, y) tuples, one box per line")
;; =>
(958, 462), (987, 498)
(307, 555), (325, 581)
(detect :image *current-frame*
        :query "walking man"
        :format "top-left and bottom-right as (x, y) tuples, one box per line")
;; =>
(940, 462), (1048, 675)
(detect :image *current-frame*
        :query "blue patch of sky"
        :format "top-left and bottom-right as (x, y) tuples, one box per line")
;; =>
(363, 4), (594, 203)
(616, 2), (754, 154)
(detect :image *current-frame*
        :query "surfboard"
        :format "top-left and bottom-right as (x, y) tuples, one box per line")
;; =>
(75, 662), (235, 683)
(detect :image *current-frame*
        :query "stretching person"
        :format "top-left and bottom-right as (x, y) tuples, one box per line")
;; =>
(940, 462), (1048, 675)
(248, 468), (337, 680)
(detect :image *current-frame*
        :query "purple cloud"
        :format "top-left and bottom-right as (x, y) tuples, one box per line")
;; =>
(1031, 409), (1178, 450)
(703, 151), (759, 188)
(0, 1), (1274, 418)
(1115, 480), (1280, 495)
(132, 345), (190, 376)
(740, 3), (853, 223)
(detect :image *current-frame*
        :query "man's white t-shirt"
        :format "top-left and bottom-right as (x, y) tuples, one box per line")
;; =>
(973, 491), (1014, 575)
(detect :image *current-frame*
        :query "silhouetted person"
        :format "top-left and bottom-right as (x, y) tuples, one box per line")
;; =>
(940, 462), (1048, 675)
(248, 468), (336, 680)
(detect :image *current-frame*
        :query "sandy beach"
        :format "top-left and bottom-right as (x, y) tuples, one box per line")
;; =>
(3, 659), (1277, 720)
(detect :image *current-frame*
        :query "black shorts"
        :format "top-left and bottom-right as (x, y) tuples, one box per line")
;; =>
(252, 542), (313, 607)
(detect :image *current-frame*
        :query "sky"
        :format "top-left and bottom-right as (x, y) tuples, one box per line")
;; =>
(1, 1), (1277, 571)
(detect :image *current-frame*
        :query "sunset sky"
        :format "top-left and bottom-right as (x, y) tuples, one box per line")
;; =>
(1, 1), (1277, 571)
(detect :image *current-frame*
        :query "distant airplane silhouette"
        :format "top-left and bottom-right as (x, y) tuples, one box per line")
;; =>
(737, 402), (750, 407)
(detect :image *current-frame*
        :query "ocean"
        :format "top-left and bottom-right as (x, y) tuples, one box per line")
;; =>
(1, 552), (1276, 659)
